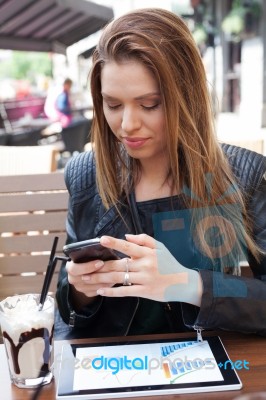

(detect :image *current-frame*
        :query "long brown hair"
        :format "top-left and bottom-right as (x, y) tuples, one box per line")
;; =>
(90, 8), (261, 268)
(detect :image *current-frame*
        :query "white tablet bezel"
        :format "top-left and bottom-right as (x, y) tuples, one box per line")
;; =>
(56, 336), (242, 399)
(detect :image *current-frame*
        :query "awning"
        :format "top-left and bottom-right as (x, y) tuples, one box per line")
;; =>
(0, 0), (114, 55)
(79, 45), (96, 59)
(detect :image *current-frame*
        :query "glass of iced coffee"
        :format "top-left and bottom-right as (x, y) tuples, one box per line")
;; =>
(0, 293), (54, 388)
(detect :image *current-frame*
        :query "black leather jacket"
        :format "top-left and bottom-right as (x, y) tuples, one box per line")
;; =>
(55, 144), (266, 339)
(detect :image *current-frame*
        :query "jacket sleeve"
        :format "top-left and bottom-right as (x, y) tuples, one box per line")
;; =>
(56, 192), (103, 328)
(246, 173), (266, 276)
(56, 151), (104, 328)
(184, 172), (266, 336)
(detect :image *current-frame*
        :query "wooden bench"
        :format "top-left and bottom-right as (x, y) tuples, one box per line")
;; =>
(0, 172), (68, 301)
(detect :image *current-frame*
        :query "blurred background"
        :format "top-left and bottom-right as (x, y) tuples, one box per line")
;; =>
(0, 0), (265, 164)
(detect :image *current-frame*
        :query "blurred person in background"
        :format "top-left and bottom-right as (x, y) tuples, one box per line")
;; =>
(44, 78), (73, 128)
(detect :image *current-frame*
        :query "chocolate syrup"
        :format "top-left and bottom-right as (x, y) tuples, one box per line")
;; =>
(3, 326), (53, 376)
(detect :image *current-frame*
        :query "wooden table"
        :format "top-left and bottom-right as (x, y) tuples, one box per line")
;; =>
(1, 331), (266, 400)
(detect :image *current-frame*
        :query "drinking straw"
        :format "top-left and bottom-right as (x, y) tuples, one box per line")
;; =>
(38, 236), (59, 310)
(31, 377), (48, 400)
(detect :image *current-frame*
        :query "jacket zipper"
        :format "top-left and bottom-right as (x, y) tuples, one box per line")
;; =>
(194, 325), (204, 342)
(124, 297), (140, 336)
(166, 303), (204, 342)
(69, 310), (75, 327)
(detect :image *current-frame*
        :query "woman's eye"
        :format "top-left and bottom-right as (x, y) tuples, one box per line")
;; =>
(106, 104), (121, 110)
(142, 104), (160, 111)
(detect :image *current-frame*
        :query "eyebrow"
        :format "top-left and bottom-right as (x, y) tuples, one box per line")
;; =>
(101, 92), (161, 101)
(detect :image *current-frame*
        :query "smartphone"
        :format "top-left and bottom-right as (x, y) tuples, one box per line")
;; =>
(63, 238), (120, 263)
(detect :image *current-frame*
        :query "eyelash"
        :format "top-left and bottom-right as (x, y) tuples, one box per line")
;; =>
(143, 104), (160, 111)
(106, 104), (160, 111)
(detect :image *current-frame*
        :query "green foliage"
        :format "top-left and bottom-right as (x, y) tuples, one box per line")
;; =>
(193, 24), (208, 46)
(0, 51), (52, 82)
(222, 10), (245, 36)
(221, 0), (261, 38)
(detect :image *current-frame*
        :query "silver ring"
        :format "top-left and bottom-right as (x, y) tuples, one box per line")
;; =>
(123, 258), (132, 286)
(123, 272), (131, 286)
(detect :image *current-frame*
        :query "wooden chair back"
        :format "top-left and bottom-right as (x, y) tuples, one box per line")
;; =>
(0, 145), (58, 175)
(0, 172), (68, 301)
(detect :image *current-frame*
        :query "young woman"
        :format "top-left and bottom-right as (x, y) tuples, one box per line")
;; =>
(56, 8), (266, 339)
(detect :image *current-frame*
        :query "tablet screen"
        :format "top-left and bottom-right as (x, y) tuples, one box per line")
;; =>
(56, 336), (242, 399)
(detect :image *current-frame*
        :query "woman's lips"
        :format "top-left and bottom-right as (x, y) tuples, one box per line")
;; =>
(123, 137), (149, 149)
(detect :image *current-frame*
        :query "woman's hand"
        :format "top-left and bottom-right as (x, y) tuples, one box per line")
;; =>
(66, 258), (116, 299)
(66, 255), (125, 311)
(89, 234), (203, 307)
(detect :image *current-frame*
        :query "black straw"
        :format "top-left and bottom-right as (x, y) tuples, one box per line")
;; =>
(49, 236), (58, 266)
(39, 236), (59, 310)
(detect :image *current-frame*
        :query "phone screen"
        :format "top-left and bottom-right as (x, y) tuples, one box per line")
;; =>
(63, 238), (120, 263)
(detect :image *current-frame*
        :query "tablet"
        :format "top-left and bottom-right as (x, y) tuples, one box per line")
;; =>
(56, 336), (242, 399)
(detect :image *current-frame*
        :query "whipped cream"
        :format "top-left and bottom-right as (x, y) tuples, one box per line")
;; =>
(0, 294), (53, 345)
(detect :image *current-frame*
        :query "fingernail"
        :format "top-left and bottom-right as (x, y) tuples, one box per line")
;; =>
(95, 260), (104, 268)
(97, 289), (105, 295)
(100, 236), (110, 245)
(125, 234), (134, 238)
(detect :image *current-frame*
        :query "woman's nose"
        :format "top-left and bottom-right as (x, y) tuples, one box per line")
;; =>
(121, 107), (141, 132)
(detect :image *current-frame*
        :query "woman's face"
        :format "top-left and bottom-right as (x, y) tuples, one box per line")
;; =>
(101, 60), (167, 167)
